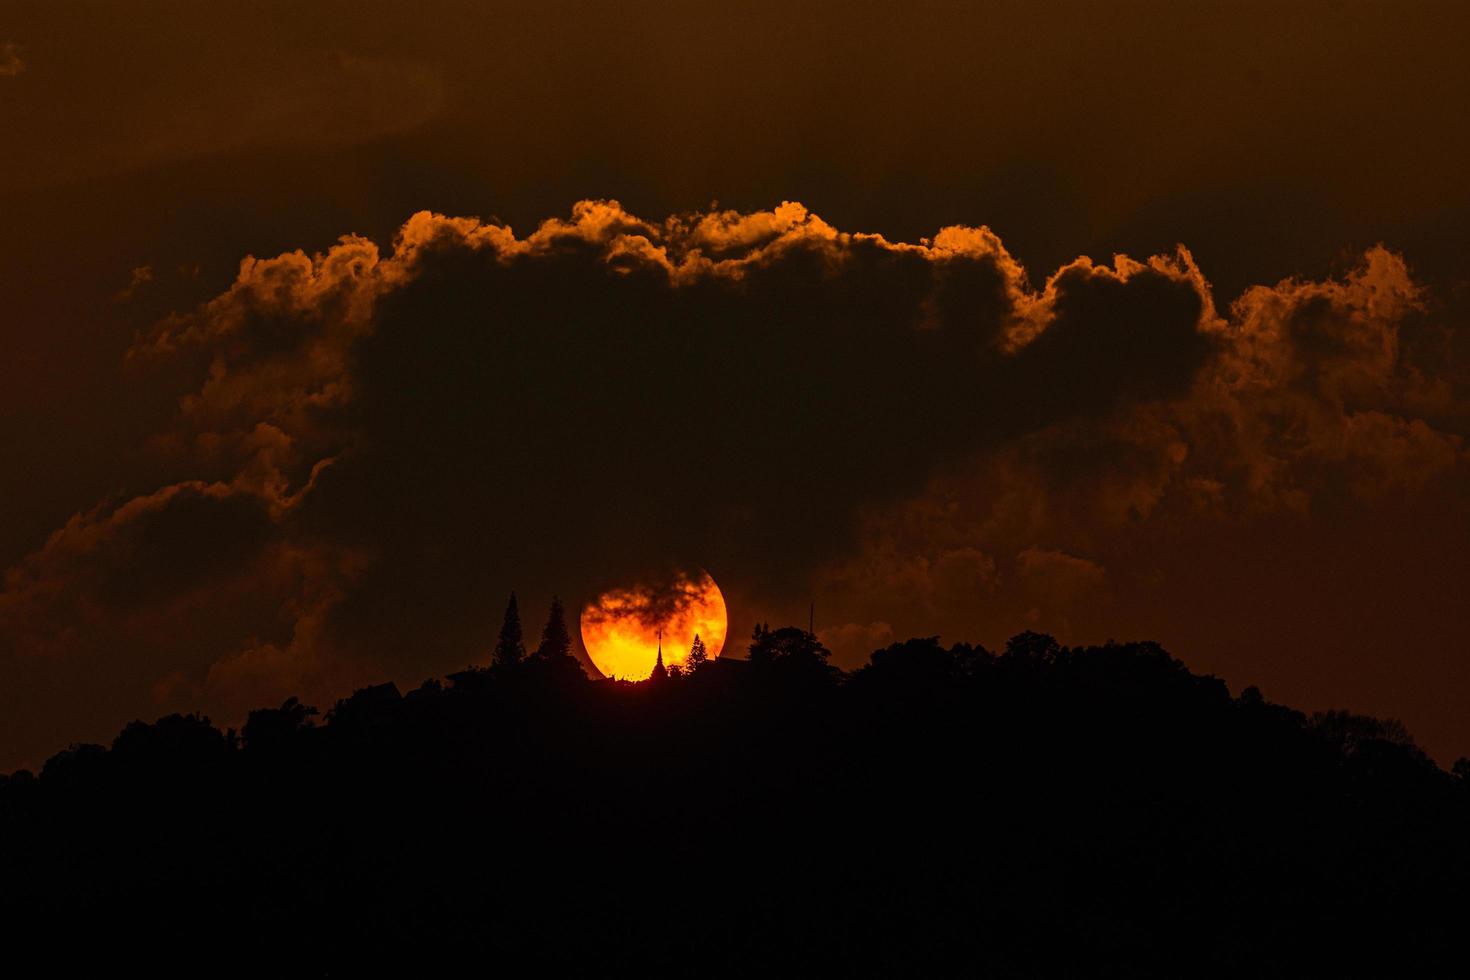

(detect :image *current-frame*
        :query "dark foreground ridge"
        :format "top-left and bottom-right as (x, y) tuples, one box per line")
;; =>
(4, 629), (1468, 974)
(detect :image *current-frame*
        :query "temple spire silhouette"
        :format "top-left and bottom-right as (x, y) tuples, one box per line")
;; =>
(649, 629), (668, 682)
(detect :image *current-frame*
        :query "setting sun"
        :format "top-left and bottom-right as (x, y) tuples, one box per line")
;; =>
(580, 570), (728, 680)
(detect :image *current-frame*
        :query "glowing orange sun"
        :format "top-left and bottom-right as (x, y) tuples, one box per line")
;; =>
(580, 569), (728, 681)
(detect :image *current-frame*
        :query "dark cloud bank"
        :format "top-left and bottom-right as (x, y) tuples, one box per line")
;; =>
(1, 202), (1464, 769)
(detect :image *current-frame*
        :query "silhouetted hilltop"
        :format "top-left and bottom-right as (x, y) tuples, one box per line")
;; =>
(3, 631), (1467, 975)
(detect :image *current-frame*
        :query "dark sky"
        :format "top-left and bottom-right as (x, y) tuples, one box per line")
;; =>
(2, 0), (1468, 769)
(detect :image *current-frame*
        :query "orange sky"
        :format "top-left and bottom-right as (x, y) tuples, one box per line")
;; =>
(580, 570), (728, 681)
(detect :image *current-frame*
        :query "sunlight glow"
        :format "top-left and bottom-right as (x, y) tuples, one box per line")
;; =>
(580, 570), (728, 681)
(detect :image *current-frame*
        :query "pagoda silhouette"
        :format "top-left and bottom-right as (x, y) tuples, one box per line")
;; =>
(648, 629), (669, 682)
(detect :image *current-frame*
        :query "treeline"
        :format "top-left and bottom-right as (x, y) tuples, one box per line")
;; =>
(2, 625), (1468, 974)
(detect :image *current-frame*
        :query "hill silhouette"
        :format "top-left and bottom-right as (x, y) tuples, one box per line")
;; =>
(3, 627), (1468, 975)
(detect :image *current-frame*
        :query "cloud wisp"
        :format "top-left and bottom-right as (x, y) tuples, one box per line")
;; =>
(0, 41), (24, 77)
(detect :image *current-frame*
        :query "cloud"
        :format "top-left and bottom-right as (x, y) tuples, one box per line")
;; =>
(810, 244), (1467, 654)
(3, 46), (444, 188)
(0, 427), (360, 764)
(2, 201), (1465, 768)
(0, 42), (22, 77)
(1193, 246), (1464, 505)
(113, 265), (154, 303)
(120, 202), (1214, 623)
(1016, 546), (1107, 603)
(582, 571), (716, 632)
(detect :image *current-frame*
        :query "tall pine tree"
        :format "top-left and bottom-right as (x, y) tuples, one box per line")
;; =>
(535, 596), (572, 660)
(494, 592), (525, 667)
(686, 633), (709, 672)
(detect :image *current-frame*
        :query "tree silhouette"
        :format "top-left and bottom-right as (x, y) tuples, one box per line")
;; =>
(1003, 630), (1062, 663)
(242, 697), (318, 753)
(747, 622), (772, 663)
(686, 634), (709, 673)
(3, 623), (1469, 974)
(534, 596), (572, 660)
(494, 592), (526, 667)
(748, 623), (829, 665)
(111, 712), (229, 768)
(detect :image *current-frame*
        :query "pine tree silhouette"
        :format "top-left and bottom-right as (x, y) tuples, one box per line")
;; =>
(535, 596), (572, 660)
(686, 633), (709, 672)
(494, 592), (526, 667)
